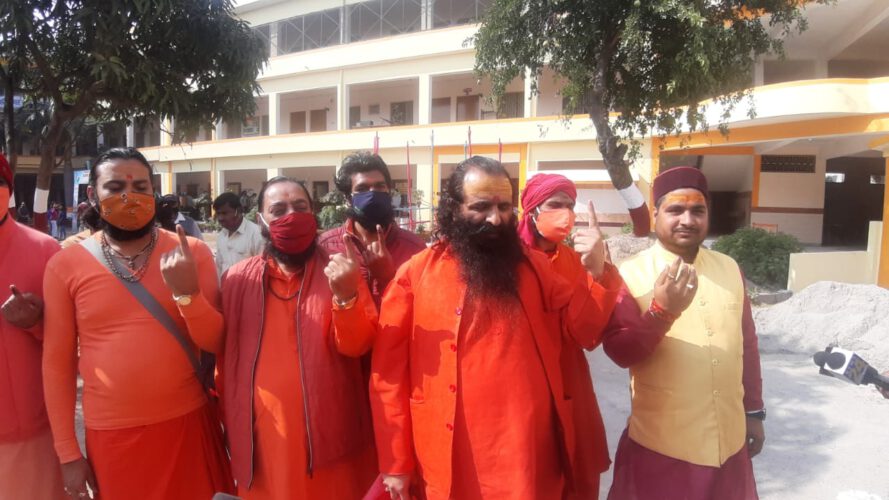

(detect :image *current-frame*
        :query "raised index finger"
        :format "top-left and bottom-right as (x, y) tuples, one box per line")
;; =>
(375, 225), (389, 253)
(587, 200), (600, 230)
(9, 285), (21, 298)
(342, 233), (358, 261)
(176, 225), (191, 257)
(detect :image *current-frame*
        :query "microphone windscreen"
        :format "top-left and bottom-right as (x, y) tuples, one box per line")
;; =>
(827, 351), (847, 370)
(813, 351), (828, 367)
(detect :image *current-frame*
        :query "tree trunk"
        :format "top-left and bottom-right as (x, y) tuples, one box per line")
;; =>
(32, 112), (67, 232)
(587, 105), (650, 237)
(3, 77), (19, 221)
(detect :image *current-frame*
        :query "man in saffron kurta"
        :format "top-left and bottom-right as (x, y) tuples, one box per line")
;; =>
(220, 177), (377, 499)
(602, 167), (764, 500)
(0, 154), (66, 500)
(42, 148), (232, 500)
(369, 157), (622, 499)
(517, 173), (622, 499)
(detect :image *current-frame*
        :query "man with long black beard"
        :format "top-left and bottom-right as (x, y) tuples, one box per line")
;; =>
(42, 147), (232, 499)
(319, 152), (426, 308)
(218, 176), (379, 499)
(366, 156), (623, 499)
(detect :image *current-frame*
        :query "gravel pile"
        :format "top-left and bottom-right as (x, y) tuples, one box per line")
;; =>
(606, 234), (654, 266)
(754, 281), (889, 369)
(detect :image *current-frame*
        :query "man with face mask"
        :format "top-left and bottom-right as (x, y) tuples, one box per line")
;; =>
(365, 157), (623, 499)
(517, 173), (622, 499)
(219, 176), (379, 499)
(318, 152), (426, 308)
(42, 147), (233, 499)
(0, 153), (65, 499)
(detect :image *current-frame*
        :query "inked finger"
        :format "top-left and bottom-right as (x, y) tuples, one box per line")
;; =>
(176, 225), (192, 257)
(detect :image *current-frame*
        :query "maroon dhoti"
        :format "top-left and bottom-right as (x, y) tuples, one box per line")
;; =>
(608, 429), (758, 500)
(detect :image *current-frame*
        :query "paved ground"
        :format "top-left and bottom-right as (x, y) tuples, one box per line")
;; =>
(590, 349), (889, 500)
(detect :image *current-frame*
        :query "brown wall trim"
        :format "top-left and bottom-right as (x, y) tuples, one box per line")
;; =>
(751, 206), (823, 214)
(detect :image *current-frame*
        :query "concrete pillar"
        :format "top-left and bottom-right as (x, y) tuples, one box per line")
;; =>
(126, 123), (135, 148)
(268, 92), (280, 136)
(523, 70), (537, 118)
(159, 172), (172, 195)
(214, 121), (224, 141)
(753, 59), (765, 87)
(337, 81), (349, 131)
(267, 168), (282, 181)
(161, 117), (174, 146)
(418, 74), (432, 125)
(213, 166), (224, 199)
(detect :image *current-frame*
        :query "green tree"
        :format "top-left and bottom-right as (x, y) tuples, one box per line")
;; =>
(7, 0), (266, 229)
(473, 0), (825, 234)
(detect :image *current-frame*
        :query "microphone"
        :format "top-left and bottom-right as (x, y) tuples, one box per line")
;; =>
(813, 346), (889, 392)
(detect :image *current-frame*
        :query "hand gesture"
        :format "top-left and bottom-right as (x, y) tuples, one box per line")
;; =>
(363, 225), (396, 284)
(1, 285), (44, 329)
(325, 234), (361, 302)
(61, 457), (98, 499)
(160, 226), (200, 297)
(573, 201), (606, 278)
(653, 257), (698, 316)
(382, 473), (412, 500)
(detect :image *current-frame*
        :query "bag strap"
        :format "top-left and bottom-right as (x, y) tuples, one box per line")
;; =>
(81, 237), (205, 384)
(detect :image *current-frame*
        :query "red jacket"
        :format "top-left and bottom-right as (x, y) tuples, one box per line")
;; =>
(219, 249), (379, 486)
(0, 221), (60, 442)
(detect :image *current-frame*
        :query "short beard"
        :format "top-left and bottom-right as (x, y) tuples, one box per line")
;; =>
(261, 226), (316, 268)
(346, 207), (394, 231)
(98, 217), (156, 242)
(439, 214), (524, 299)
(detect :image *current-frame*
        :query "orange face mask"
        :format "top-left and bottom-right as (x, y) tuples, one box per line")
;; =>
(0, 188), (9, 221)
(98, 192), (156, 230)
(534, 208), (576, 243)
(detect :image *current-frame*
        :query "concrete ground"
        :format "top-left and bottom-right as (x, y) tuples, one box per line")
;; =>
(590, 349), (889, 500)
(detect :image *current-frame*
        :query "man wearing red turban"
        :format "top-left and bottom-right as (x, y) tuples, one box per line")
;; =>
(518, 173), (622, 498)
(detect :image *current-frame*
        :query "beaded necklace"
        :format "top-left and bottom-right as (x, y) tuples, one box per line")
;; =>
(100, 228), (158, 283)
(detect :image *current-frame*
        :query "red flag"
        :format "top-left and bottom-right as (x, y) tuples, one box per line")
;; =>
(406, 141), (414, 230)
(373, 132), (379, 154)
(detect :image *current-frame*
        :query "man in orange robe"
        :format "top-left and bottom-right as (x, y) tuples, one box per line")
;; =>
(42, 148), (232, 500)
(369, 156), (622, 499)
(219, 177), (378, 499)
(0, 153), (66, 500)
(517, 173), (622, 498)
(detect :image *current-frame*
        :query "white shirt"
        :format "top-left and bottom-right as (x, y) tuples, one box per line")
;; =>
(215, 217), (264, 276)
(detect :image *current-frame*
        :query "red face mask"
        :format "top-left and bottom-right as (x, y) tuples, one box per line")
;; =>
(262, 211), (317, 254)
(98, 191), (156, 230)
(534, 208), (576, 243)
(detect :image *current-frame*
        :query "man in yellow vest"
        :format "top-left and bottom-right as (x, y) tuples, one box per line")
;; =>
(603, 166), (764, 500)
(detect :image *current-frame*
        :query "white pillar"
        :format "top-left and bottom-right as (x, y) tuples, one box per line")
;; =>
(214, 120), (224, 141)
(753, 59), (765, 87)
(126, 123), (135, 148)
(215, 169), (225, 198)
(268, 93), (280, 136)
(523, 71), (537, 118)
(337, 81), (349, 131)
(269, 21), (278, 57)
(814, 59), (829, 79)
(161, 117), (174, 146)
(267, 168), (282, 181)
(419, 74), (432, 125)
(159, 172), (172, 195)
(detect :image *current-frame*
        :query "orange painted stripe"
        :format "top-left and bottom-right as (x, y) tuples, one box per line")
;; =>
(752, 155), (761, 208)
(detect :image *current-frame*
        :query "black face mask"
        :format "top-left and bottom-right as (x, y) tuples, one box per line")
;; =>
(349, 190), (394, 229)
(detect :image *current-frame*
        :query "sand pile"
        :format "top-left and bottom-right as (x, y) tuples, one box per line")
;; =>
(606, 234), (654, 266)
(754, 281), (889, 369)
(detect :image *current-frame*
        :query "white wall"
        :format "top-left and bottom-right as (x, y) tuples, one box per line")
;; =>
(222, 169), (268, 194)
(430, 73), (524, 122)
(279, 90), (338, 133)
(349, 79), (420, 127)
(701, 155), (753, 191)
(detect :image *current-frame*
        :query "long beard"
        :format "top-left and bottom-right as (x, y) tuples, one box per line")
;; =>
(261, 225), (317, 268)
(440, 215), (524, 299)
(97, 216), (156, 242)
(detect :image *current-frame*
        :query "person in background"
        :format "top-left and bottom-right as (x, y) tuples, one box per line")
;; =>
(61, 202), (101, 249)
(158, 194), (204, 240)
(0, 153), (65, 500)
(603, 166), (764, 500)
(48, 203), (60, 239)
(213, 192), (263, 276)
(318, 152), (426, 308)
(56, 204), (68, 240)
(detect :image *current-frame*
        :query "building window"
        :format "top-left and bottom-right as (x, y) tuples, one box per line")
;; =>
(762, 155), (816, 173)
(870, 175), (885, 185)
(432, 0), (492, 28)
(497, 92), (524, 119)
(561, 89), (596, 115)
(825, 173), (845, 184)
(278, 8), (342, 55)
(348, 0), (422, 43)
